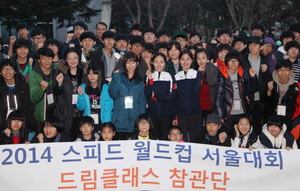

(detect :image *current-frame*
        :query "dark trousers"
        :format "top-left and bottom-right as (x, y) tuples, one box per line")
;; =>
(114, 132), (132, 140)
(151, 115), (172, 140)
(178, 112), (203, 142)
(251, 101), (265, 135)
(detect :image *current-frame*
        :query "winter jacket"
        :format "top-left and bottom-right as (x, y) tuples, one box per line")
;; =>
(194, 125), (231, 146)
(54, 60), (88, 132)
(0, 72), (34, 130)
(129, 131), (158, 140)
(74, 133), (100, 142)
(231, 126), (257, 148)
(261, 72), (297, 130)
(165, 59), (182, 74)
(174, 69), (202, 116)
(252, 124), (298, 149)
(76, 83), (113, 123)
(30, 131), (70, 143)
(241, 53), (272, 110)
(28, 62), (61, 122)
(213, 65), (260, 121)
(114, 57), (148, 79)
(108, 70), (146, 133)
(144, 71), (176, 117)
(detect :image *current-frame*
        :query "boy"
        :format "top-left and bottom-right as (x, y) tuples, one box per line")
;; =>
(75, 116), (99, 141)
(190, 32), (202, 46)
(251, 23), (265, 37)
(289, 23), (300, 43)
(141, 43), (155, 70)
(194, 114), (231, 146)
(174, 31), (188, 51)
(143, 27), (157, 45)
(232, 36), (247, 53)
(241, 36), (271, 135)
(157, 29), (171, 43)
(28, 47), (63, 133)
(209, 27), (232, 61)
(273, 31), (295, 61)
(31, 27), (46, 54)
(130, 23), (143, 36)
(8, 23), (31, 57)
(285, 41), (300, 82)
(79, 31), (97, 63)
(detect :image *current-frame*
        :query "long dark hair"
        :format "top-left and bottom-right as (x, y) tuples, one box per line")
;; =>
(86, 64), (103, 95)
(5, 110), (27, 143)
(123, 52), (139, 78)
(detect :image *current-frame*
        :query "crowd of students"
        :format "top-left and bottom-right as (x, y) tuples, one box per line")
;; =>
(0, 21), (300, 150)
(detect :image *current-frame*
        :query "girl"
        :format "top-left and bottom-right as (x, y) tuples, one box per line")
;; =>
(109, 52), (146, 140)
(194, 49), (219, 122)
(12, 39), (33, 82)
(251, 115), (298, 150)
(214, 50), (259, 131)
(0, 111), (28, 144)
(215, 44), (232, 68)
(173, 50), (202, 142)
(231, 117), (257, 148)
(0, 59), (34, 130)
(165, 41), (182, 74)
(31, 115), (70, 143)
(129, 114), (158, 140)
(55, 48), (87, 140)
(44, 38), (61, 65)
(145, 53), (176, 140)
(168, 126), (184, 142)
(100, 122), (116, 141)
(77, 64), (113, 132)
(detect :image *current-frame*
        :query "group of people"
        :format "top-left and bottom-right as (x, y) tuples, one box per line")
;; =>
(0, 21), (300, 150)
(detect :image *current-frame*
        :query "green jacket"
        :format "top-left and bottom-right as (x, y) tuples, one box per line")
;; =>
(28, 63), (59, 122)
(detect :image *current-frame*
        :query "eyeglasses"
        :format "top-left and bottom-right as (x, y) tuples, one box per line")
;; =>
(139, 121), (149, 125)
(169, 133), (181, 136)
(1, 67), (14, 72)
(277, 69), (291, 73)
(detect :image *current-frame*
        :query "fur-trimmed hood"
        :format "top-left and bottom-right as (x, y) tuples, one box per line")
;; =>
(57, 59), (88, 74)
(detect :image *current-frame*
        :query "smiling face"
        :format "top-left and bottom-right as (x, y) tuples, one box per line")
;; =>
(11, 120), (23, 134)
(43, 123), (58, 138)
(81, 38), (96, 51)
(168, 129), (183, 142)
(0, 65), (16, 82)
(237, 118), (250, 136)
(218, 49), (229, 62)
(66, 52), (79, 68)
(115, 40), (128, 51)
(227, 58), (240, 71)
(180, 53), (193, 71)
(125, 59), (138, 74)
(168, 45), (180, 60)
(100, 126), (115, 141)
(153, 55), (166, 72)
(276, 67), (292, 82)
(16, 46), (29, 59)
(144, 32), (156, 44)
(196, 52), (208, 68)
(38, 55), (53, 72)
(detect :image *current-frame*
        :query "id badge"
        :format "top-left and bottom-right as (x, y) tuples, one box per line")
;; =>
(234, 100), (241, 110)
(6, 109), (14, 119)
(72, 94), (78, 104)
(47, 93), (54, 105)
(277, 105), (286, 116)
(91, 114), (99, 124)
(125, 96), (133, 109)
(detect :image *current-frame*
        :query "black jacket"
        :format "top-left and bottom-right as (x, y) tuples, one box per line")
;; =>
(194, 125), (231, 146)
(0, 72), (34, 130)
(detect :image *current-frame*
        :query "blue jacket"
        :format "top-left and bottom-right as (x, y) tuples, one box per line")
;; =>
(145, 71), (176, 117)
(76, 83), (113, 123)
(174, 69), (202, 116)
(109, 71), (146, 132)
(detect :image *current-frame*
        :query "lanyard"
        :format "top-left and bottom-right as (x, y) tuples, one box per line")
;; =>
(7, 95), (18, 110)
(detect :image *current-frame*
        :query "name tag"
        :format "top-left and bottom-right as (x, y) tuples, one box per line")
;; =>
(47, 93), (54, 105)
(72, 94), (78, 104)
(91, 114), (99, 124)
(277, 105), (286, 116)
(125, 96), (133, 109)
(234, 100), (241, 111)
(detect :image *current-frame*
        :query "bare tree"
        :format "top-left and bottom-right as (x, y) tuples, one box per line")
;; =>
(121, 0), (141, 23)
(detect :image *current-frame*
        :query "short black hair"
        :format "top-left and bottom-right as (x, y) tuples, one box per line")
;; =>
(157, 42), (169, 50)
(216, 43), (232, 53)
(190, 32), (202, 40)
(102, 31), (115, 40)
(289, 23), (300, 33)
(79, 31), (96, 42)
(280, 31), (295, 42)
(232, 36), (246, 46)
(44, 38), (60, 49)
(157, 29), (171, 38)
(0, 59), (18, 72)
(217, 27), (232, 37)
(133, 114), (153, 131)
(284, 40), (300, 52)
(31, 27), (46, 38)
(74, 21), (88, 31)
(115, 33), (129, 43)
(143, 43), (155, 54)
(13, 39), (31, 53)
(44, 115), (65, 133)
(142, 27), (157, 37)
(36, 47), (54, 59)
(130, 35), (145, 46)
(276, 59), (292, 70)
(267, 115), (283, 129)
(95, 22), (107, 29)
(79, 116), (94, 127)
(130, 23), (143, 32)
(16, 23), (30, 32)
(251, 23), (266, 33)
